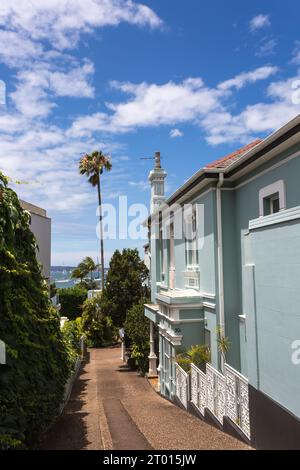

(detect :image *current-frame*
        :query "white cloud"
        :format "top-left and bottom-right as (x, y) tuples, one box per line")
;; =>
(0, 30), (43, 68)
(0, 0), (163, 267)
(69, 78), (221, 135)
(105, 78), (221, 131)
(107, 79), (220, 129)
(128, 180), (148, 190)
(218, 66), (278, 91)
(255, 38), (277, 57)
(0, 117), (125, 215)
(48, 60), (95, 98)
(0, 0), (162, 120)
(69, 66), (280, 137)
(9, 59), (95, 119)
(291, 42), (300, 65)
(203, 74), (300, 145)
(0, 0), (163, 51)
(249, 14), (271, 32)
(170, 128), (183, 138)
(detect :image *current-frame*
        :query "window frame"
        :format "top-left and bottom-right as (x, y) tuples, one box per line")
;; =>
(259, 180), (286, 217)
(184, 206), (199, 268)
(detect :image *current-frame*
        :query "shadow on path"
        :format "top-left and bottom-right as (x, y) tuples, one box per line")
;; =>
(37, 353), (100, 450)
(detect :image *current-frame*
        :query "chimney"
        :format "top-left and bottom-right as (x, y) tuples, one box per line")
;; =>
(148, 151), (167, 214)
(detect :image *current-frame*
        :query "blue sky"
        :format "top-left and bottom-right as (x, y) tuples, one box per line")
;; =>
(0, 0), (300, 266)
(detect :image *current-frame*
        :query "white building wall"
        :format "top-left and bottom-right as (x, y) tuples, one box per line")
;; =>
(20, 200), (51, 281)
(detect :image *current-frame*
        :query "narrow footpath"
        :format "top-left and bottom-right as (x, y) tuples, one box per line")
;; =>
(38, 347), (251, 450)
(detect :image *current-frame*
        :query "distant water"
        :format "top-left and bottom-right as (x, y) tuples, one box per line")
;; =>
(50, 268), (76, 289)
(50, 266), (103, 289)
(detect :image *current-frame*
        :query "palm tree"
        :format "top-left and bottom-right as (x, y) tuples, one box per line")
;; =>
(82, 256), (97, 282)
(79, 151), (112, 291)
(71, 266), (87, 284)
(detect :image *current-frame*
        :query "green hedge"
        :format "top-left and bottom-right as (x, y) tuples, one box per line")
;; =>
(58, 285), (87, 320)
(124, 298), (150, 374)
(0, 173), (72, 449)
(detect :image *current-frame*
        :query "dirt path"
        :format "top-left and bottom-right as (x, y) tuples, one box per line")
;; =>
(38, 347), (251, 450)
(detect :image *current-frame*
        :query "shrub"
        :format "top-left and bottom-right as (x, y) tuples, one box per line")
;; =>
(176, 356), (191, 373)
(58, 285), (87, 320)
(176, 344), (211, 373)
(0, 173), (72, 449)
(82, 296), (117, 347)
(62, 317), (84, 362)
(124, 298), (150, 374)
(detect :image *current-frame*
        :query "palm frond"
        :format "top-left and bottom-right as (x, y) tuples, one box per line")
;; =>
(79, 151), (112, 185)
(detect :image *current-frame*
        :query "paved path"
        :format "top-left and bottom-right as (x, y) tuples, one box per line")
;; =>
(38, 347), (251, 450)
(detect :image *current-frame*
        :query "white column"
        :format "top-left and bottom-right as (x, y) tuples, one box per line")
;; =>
(148, 320), (158, 377)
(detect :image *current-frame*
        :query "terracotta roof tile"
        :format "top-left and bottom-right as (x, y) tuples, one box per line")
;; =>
(205, 139), (263, 170)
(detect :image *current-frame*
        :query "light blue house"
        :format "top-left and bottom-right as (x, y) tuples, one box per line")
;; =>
(144, 115), (300, 449)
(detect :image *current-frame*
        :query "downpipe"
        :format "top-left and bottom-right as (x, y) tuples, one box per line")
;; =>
(216, 172), (225, 372)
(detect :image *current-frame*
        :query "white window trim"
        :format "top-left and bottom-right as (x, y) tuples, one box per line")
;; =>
(184, 207), (199, 267)
(259, 179), (286, 217)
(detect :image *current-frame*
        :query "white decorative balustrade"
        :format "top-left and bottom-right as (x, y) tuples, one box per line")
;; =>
(184, 362), (250, 440)
(225, 364), (251, 439)
(191, 363), (207, 416)
(175, 363), (189, 409)
(206, 363), (226, 424)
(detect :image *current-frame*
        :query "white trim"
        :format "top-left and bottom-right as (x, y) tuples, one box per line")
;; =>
(158, 324), (183, 346)
(249, 205), (300, 230)
(259, 179), (286, 216)
(200, 292), (216, 300)
(202, 301), (216, 310)
(238, 314), (246, 321)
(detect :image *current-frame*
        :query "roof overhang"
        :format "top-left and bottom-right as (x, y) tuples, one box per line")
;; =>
(145, 114), (300, 223)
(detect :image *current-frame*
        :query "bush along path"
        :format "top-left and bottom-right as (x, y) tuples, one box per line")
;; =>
(0, 173), (75, 449)
(38, 347), (251, 450)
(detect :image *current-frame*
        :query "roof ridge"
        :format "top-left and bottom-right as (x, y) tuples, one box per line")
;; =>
(205, 139), (263, 170)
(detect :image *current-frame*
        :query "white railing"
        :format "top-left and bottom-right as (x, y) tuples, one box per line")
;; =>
(188, 362), (250, 440)
(225, 364), (251, 440)
(206, 363), (226, 424)
(175, 363), (189, 409)
(191, 363), (207, 416)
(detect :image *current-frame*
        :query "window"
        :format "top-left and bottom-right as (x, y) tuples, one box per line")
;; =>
(169, 222), (175, 269)
(185, 207), (199, 267)
(263, 192), (280, 215)
(259, 180), (286, 217)
(159, 224), (164, 282)
(204, 329), (211, 351)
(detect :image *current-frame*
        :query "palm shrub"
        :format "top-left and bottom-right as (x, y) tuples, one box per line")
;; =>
(216, 325), (231, 361)
(0, 172), (72, 449)
(176, 344), (211, 373)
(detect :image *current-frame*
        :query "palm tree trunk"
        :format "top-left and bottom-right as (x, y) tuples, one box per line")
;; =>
(97, 175), (105, 291)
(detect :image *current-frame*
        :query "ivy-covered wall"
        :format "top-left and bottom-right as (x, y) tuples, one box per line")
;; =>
(0, 173), (72, 449)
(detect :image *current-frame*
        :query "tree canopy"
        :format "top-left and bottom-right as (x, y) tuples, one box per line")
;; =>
(100, 249), (149, 327)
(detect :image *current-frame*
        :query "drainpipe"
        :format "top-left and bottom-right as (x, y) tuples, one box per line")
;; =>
(216, 172), (225, 372)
